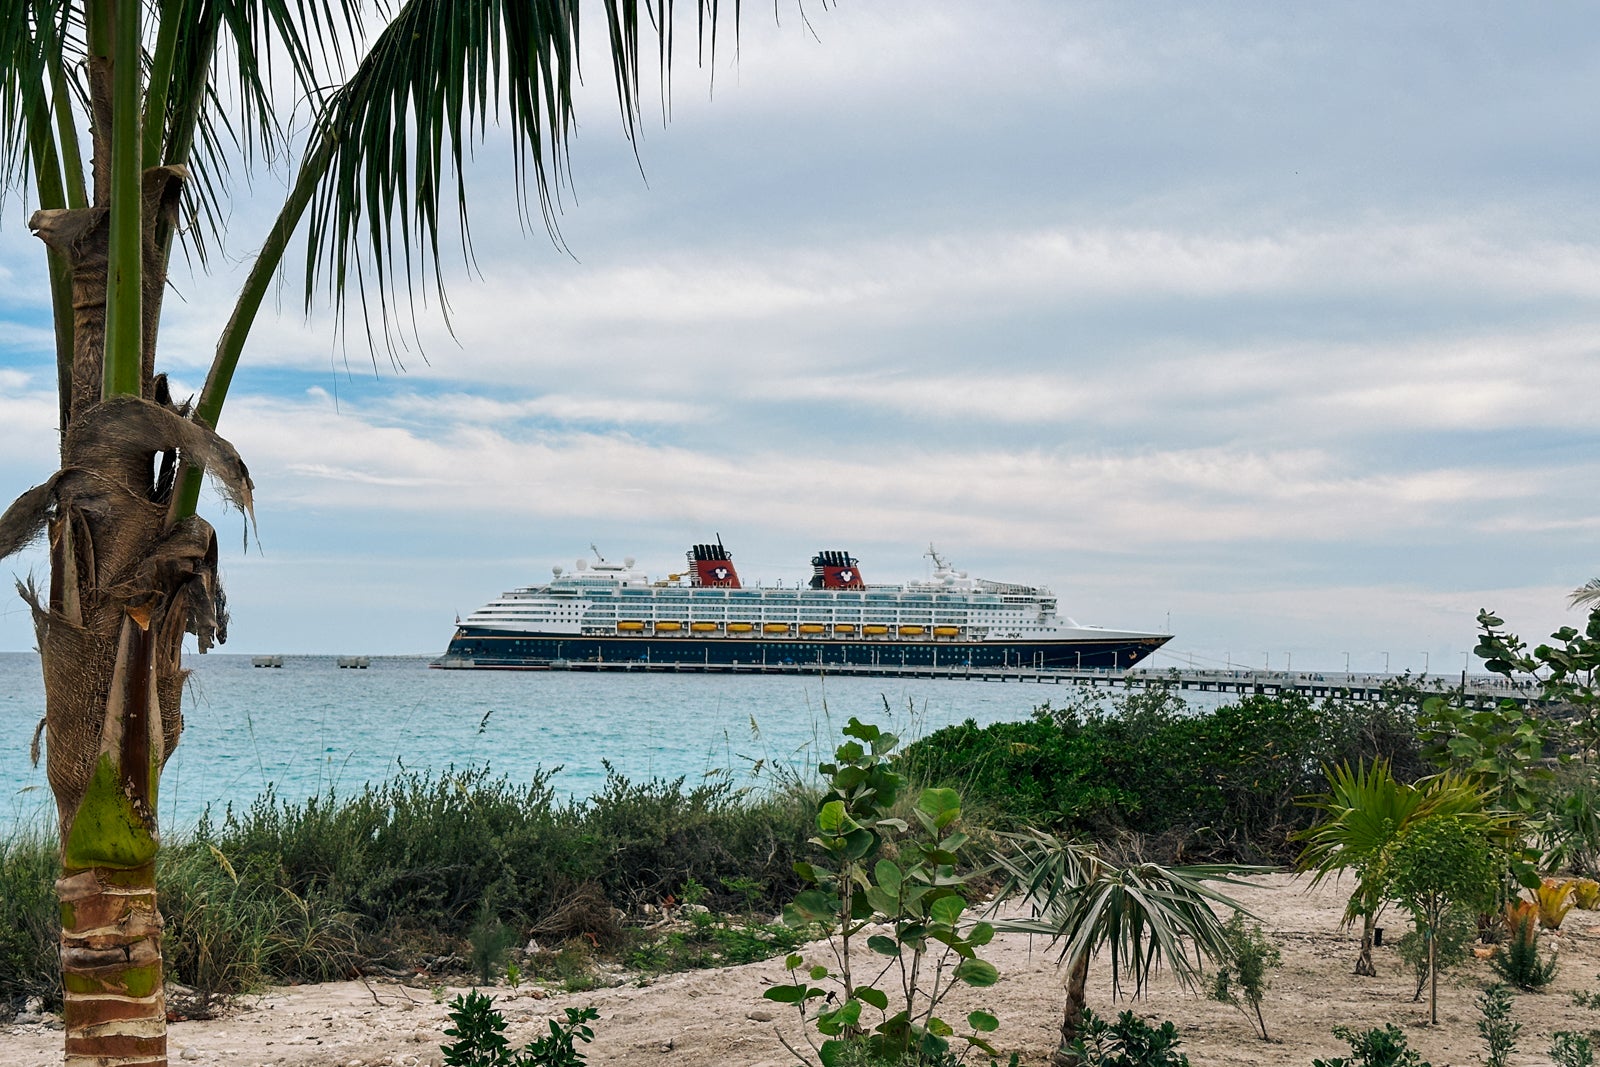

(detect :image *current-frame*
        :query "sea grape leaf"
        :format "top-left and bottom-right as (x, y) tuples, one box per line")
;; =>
(875, 859), (903, 895)
(764, 984), (809, 1004)
(917, 788), (961, 830)
(967, 1010), (999, 1033)
(954, 959), (999, 987)
(867, 934), (901, 957)
(857, 986), (890, 1010)
(930, 895), (964, 927)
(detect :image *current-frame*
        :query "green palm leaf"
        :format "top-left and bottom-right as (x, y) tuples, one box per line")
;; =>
(1572, 578), (1600, 610)
(299, 0), (735, 348)
(993, 829), (1268, 999)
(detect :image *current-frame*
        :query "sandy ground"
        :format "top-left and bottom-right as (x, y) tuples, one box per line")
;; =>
(8, 874), (1600, 1066)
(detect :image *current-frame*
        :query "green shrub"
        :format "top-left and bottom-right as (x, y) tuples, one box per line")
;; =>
(1313, 1023), (1431, 1067)
(1386, 815), (1500, 1024)
(469, 903), (518, 986)
(764, 719), (1003, 1067)
(158, 843), (274, 1012)
(1491, 903), (1559, 991)
(1545, 771), (1600, 878)
(442, 990), (597, 1067)
(1477, 985), (1519, 1067)
(1065, 1008), (1190, 1067)
(1208, 912), (1281, 1040)
(3, 765), (820, 997)
(899, 688), (1424, 863)
(1552, 1031), (1597, 1067)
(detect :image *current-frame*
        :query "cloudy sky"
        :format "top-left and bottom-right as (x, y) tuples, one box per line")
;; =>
(2, 1), (1598, 672)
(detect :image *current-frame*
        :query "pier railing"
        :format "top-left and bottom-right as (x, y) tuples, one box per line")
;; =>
(438, 656), (1532, 703)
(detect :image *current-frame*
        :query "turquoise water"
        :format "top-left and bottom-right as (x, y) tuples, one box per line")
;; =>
(0, 652), (1099, 833)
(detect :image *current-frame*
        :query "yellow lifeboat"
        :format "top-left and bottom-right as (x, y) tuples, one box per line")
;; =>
(799, 624), (826, 635)
(727, 622), (754, 633)
(834, 624), (857, 635)
(654, 621), (683, 633)
(763, 622), (791, 634)
(933, 626), (960, 637)
(617, 621), (645, 632)
(863, 625), (889, 636)
(899, 626), (925, 637)
(691, 622), (719, 632)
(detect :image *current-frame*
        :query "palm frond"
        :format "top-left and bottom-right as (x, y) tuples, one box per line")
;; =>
(992, 829), (1268, 999)
(1293, 759), (1426, 881)
(298, 0), (736, 353)
(1571, 579), (1600, 610)
(156, 0), (365, 264)
(0, 0), (69, 200)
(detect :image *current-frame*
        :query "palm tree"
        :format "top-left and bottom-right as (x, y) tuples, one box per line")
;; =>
(1571, 579), (1600, 609)
(992, 830), (1268, 1066)
(0, 3), (752, 1063)
(1293, 759), (1494, 977)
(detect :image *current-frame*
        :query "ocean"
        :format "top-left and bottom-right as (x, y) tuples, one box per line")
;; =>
(0, 652), (1101, 834)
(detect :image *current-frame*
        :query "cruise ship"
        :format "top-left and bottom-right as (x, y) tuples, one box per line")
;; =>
(435, 542), (1171, 673)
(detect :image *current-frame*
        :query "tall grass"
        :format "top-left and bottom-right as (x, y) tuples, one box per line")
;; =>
(0, 828), (59, 1012)
(0, 765), (821, 1013)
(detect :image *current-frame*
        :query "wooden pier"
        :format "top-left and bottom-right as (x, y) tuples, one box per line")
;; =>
(444, 657), (1531, 703)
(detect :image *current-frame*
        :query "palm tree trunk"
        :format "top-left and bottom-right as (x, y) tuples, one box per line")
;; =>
(7, 167), (246, 1067)
(1355, 911), (1378, 977)
(1053, 948), (1092, 1067)
(56, 615), (168, 1066)
(5, 394), (246, 1067)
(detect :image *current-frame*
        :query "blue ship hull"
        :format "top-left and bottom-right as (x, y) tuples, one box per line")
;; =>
(440, 629), (1168, 671)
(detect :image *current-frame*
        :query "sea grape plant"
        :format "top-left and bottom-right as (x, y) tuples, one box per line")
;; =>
(763, 718), (1004, 1066)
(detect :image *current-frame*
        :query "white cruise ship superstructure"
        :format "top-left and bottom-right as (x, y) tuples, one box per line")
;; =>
(436, 542), (1170, 673)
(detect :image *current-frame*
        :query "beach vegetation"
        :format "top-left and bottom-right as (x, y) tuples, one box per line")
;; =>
(1312, 1023), (1431, 1067)
(1476, 984), (1520, 1067)
(1535, 877), (1579, 930)
(763, 718), (1006, 1067)
(991, 828), (1265, 1065)
(0, 0), (783, 1059)
(1552, 1031), (1598, 1067)
(0, 763), (819, 1009)
(900, 688), (1427, 865)
(1394, 904), (1475, 1003)
(1206, 912), (1280, 1041)
(1063, 1008), (1191, 1067)
(1384, 814), (1501, 1022)
(1490, 899), (1559, 991)
(0, 828), (60, 1015)
(442, 991), (597, 1067)
(1293, 759), (1493, 976)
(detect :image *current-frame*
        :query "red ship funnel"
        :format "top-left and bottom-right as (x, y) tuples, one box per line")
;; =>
(810, 550), (864, 589)
(687, 541), (741, 587)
